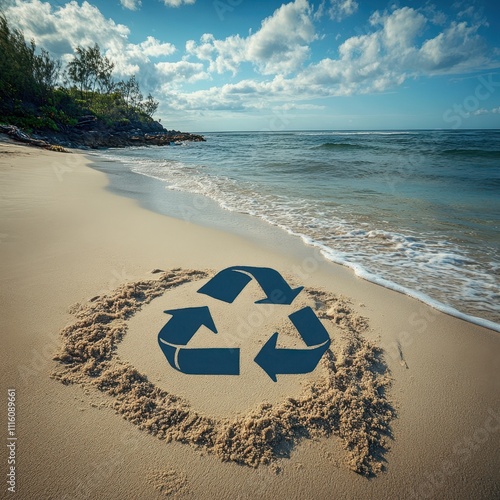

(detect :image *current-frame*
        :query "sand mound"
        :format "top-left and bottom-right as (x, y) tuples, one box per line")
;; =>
(51, 268), (394, 475)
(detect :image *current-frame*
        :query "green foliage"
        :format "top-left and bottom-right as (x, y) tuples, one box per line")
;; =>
(116, 118), (131, 127)
(67, 44), (114, 105)
(33, 49), (61, 95)
(39, 104), (78, 126)
(0, 15), (60, 111)
(2, 115), (59, 133)
(142, 93), (159, 118)
(0, 14), (160, 134)
(113, 77), (158, 118)
(116, 75), (141, 113)
(49, 88), (84, 119)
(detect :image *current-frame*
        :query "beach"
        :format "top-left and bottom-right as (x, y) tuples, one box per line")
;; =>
(1, 141), (499, 499)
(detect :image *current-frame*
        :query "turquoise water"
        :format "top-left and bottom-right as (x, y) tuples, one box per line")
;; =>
(97, 130), (500, 328)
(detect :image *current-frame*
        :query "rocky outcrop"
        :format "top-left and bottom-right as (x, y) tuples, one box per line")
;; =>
(0, 124), (68, 152)
(41, 128), (205, 149)
(0, 116), (205, 151)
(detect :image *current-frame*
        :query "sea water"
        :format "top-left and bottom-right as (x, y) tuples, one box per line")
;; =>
(94, 129), (500, 330)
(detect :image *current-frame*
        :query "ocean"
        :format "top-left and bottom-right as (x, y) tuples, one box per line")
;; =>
(93, 129), (500, 330)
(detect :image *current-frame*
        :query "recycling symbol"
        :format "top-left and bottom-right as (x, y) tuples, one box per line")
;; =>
(157, 266), (331, 382)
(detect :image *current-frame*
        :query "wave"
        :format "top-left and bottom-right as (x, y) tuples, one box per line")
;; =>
(295, 131), (412, 136)
(441, 149), (500, 158)
(312, 142), (367, 150)
(154, 167), (500, 328)
(95, 137), (500, 331)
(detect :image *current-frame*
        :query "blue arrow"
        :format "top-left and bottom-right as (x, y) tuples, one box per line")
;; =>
(236, 266), (304, 305)
(157, 341), (178, 369)
(177, 347), (240, 375)
(198, 266), (303, 305)
(287, 307), (331, 346)
(158, 307), (240, 375)
(158, 341), (240, 375)
(159, 307), (217, 346)
(254, 307), (331, 382)
(196, 269), (253, 304)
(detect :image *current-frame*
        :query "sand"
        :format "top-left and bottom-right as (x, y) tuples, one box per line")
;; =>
(51, 269), (393, 474)
(0, 141), (499, 499)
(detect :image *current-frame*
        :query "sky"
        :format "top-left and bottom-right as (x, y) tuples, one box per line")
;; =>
(2, 0), (500, 131)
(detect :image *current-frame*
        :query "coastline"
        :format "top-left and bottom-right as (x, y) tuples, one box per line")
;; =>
(88, 143), (500, 333)
(1, 142), (499, 499)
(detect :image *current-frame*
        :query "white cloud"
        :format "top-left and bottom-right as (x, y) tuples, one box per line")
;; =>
(473, 107), (500, 115)
(421, 4), (447, 26)
(3, 0), (181, 90)
(370, 7), (427, 48)
(3, 0), (498, 119)
(120, 0), (141, 11)
(120, 0), (194, 11)
(188, 33), (245, 75)
(328, 0), (358, 21)
(161, 0), (196, 6)
(136, 36), (176, 57)
(186, 0), (316, 76)
(172, 6), (498, 112)
(419, 21), (487, 73)
(297, 7), (491, 95)
(156, 61), (209, 83)
(247, 0), (316, 74)
(456, 3), (488, 27)
(161, 77), (292, 111)
(274, 103), (326, 111)
(5, 1), (130, 56)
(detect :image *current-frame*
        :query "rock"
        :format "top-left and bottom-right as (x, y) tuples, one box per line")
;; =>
(1, 117), (206, 150)
(75, 115), (98, 129)
(0, 124), (69, 152)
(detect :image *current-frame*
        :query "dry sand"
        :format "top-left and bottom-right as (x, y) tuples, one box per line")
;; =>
(51, 269), (392, 475)
(0, 141), (499, 499)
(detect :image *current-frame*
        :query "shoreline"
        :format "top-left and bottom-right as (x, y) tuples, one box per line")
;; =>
(88, 145), (500, 333)
(1, 141), (499, 499)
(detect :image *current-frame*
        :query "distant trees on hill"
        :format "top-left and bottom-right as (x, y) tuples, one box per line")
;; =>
(0, 14), (159, 133)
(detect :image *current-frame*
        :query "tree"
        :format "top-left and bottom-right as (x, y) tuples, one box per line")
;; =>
(0, 15), (34, 107)
(67, 44), (114, 103)
(116, 75), (143, 116)
(142, 93), (159, 118)
(0, 14), (162, 131)
(33, 49), (61, 95)
(0, 14), (60, 111)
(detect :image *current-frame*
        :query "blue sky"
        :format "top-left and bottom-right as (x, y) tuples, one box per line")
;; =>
(3, 0), (500, 131)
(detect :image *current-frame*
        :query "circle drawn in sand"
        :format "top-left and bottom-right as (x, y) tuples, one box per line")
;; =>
(52, 269), (394, 475)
